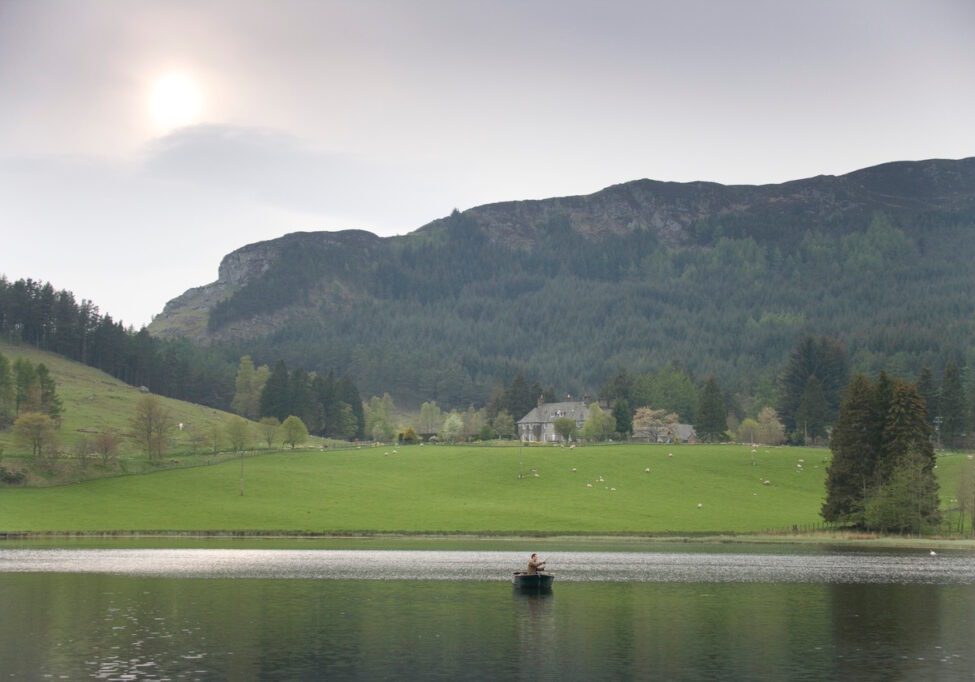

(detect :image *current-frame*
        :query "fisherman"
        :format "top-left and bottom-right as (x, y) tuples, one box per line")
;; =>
(527, 552), (546, 575)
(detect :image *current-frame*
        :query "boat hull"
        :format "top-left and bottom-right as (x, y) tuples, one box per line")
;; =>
(512, 572), (554, 590)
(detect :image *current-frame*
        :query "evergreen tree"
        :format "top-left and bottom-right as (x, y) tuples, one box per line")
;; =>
(877, 382), (940, 529)
(940, 361), (966, 448)
(695, 376), (727, 442)
(259, 361), (292, 421)
(601, 369), (634, 405)
(915, 366), (939, 427)
(823, 375), (879, 524)
(12, 358), (39, 414)
(34, 363), (63, 425)
(336, 377), (365, 439)
(289, 368), (314, 429)
(824, 375), (940, 532)
(0, 352), (15, 427)
(612, 399), (632, 438)
(795, 375), (829, 443)
(504, 372), (534, 422)
(778, 336), (848, 435)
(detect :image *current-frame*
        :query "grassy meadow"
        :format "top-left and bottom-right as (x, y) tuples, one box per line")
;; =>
(0, 340), (237, 452)
(5, 441), (967, 535)
(0, 340), (330, 483)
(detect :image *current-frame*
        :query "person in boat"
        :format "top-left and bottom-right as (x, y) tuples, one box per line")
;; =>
(527, 553), (546, 574)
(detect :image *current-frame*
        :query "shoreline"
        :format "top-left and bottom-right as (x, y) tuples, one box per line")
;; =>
(3, 530), (975, 552)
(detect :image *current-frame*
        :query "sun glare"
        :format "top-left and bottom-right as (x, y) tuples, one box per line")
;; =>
(149, 73), (203, 131)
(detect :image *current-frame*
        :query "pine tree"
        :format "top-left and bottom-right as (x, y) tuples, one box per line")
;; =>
(0, 352), (15, 427)
(504, 372), (534, 422)
(823, 375), (879, 524)
(259, 361), (292, 421)
(695, 376), (727, 442)
(796, 375), (830, 443)
(915, 366), (939, 427)
(877, 382), (940, 530)
(940, 361), (967, 449)
(35, 363), (63, 425)
(824, 375), (940, 532)
(778, 336), (848, 435)
(612, 399), (632, 437)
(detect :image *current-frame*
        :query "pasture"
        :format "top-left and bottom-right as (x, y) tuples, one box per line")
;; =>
(2, 443), (844, 534)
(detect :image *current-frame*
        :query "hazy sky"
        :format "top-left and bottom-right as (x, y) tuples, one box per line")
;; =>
(2, 1), (974, 326)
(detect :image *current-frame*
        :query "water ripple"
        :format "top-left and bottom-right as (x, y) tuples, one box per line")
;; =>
(2, 548), (973, 584)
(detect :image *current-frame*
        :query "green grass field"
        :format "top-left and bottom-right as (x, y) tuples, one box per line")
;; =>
(2, 442), (968, 535)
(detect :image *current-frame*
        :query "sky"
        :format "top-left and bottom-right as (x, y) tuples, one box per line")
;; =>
(2, 1), (974, 327)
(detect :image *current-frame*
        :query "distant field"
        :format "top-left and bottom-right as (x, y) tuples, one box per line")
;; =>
(9, 442), (963, 535)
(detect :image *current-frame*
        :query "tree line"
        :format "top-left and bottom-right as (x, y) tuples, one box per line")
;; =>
(0, 276), (236, 409)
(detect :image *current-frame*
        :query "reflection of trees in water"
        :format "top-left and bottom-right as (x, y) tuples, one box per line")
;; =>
(828, 583), (944, 679)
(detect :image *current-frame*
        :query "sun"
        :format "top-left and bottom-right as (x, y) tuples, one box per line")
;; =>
(149, 72), (203, 131)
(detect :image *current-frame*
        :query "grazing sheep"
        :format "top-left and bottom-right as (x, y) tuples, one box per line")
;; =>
(697, 503), (703, 508)
(610, 487), (616, 492)
(571, 467), (577, 472)
(763, 480), (771, 485)
(586, 483), (593, 488)
(645, 467), (651, 473)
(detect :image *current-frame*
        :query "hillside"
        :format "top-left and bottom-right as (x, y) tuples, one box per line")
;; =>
(149, 157), (975, 406)
(0, 340), (256, 462)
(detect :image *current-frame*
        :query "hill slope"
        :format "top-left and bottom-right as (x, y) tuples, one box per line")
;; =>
(150, 157), (975, 406)
(0, 340), (247, 458)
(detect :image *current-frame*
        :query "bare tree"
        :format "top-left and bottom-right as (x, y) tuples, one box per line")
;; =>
(129, 395), (174, 463)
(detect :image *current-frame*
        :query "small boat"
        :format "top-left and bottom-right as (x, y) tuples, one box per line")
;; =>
(512, 571), (554, 590)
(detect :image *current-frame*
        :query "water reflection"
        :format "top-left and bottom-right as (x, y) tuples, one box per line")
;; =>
(1, 574), (973, 680)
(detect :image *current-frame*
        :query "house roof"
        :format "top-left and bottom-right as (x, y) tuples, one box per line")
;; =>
(517, 401), (590, 425)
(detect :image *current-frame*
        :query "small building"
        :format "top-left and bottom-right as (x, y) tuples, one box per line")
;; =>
(632, 422), (698, 444)
(517, 401), (590, 443)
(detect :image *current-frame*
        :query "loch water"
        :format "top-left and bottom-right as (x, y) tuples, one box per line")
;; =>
(2, 547), (974, 680)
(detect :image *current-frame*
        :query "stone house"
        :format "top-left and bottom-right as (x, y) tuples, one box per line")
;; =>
(632, 422), (698, 444)
(517, 401), (590, 443)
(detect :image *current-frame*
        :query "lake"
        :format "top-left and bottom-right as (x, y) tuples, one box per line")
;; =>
(2, 546), (974, 680)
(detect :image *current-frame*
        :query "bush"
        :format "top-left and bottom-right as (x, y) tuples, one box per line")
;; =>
(0, 466), (26, 484)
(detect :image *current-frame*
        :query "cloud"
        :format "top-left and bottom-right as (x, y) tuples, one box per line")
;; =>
(0, 125), (460, 326)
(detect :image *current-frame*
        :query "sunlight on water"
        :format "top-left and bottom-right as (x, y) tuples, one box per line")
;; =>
(2, 548), (974, 583)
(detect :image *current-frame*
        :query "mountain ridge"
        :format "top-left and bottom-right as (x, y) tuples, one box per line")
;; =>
(149, 157), (975, 407)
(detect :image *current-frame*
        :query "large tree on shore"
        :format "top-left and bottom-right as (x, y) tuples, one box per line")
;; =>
(823, 375), (881, 524)
(823, 375), (940, 532)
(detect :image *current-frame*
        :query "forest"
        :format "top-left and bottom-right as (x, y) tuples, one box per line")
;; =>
(202, 210), (975, 411)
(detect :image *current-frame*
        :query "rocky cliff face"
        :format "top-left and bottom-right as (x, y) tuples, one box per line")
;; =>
(150, 156), (975, 341)
(150, 240), (282, 337)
